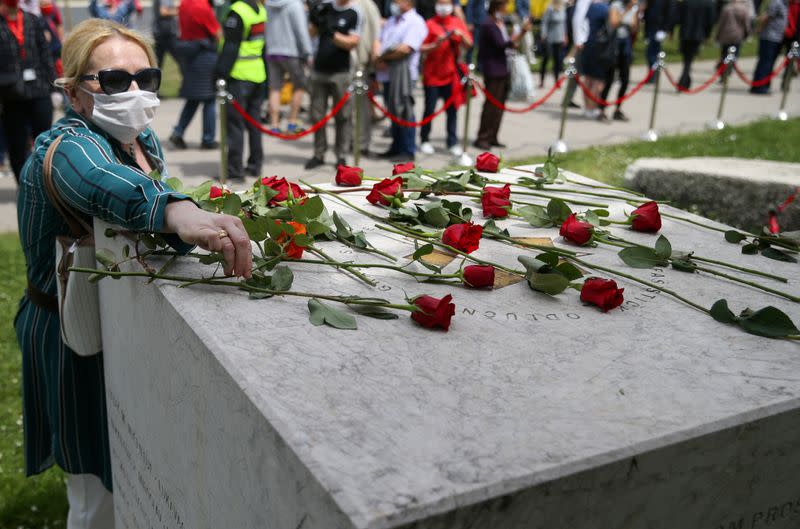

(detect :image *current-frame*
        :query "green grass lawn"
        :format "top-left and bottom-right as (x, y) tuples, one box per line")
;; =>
(511, 117), (800, 187)
(0, 116), (796, 527)
(0, 235), (68, 528)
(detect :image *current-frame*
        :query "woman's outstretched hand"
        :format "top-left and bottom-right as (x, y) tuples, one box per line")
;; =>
(164, 200), (253, 278)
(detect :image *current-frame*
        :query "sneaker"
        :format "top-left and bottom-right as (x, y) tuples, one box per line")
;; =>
(568, 101), (581, 109)
(449, 144), (463, 156)
(596, 111), (610, 123)
(419, 142), (435, 155)
(200, 141), (219, 150)
(583, 108), (600, 119)
(286, 123), (306, 134)
(169, 134), (187, 150)
(304, 157), (324, 170)
(612, 109), (630, 122)
(270, 127), (282, 134)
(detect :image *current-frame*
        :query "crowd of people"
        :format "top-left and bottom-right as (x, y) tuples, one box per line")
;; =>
(1, 0), (800, 179)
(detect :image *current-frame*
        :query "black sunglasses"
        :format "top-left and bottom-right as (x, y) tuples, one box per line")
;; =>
(79, 68), (162, 95)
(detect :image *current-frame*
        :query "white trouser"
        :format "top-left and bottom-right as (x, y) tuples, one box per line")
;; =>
(66, 473), (116, 529)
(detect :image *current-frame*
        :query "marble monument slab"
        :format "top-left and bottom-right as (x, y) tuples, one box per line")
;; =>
(96, 166), (800, 529)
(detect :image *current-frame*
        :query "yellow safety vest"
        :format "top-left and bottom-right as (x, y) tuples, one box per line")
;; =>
(225, 1), (267, 83)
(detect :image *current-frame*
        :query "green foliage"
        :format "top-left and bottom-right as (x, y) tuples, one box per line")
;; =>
(307, 299), (358, 329)
(710, 299), (800, 338)
(517, 253), (581, 295)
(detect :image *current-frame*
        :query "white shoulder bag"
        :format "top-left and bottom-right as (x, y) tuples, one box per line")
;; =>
(42, 135), (103, 357)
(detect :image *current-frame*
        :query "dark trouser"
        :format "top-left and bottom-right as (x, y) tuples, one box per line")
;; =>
(476, 76), (509, 146)
(420, 84), (458, 148)
(383, 81), (417, 157)
(539, 42), (565, 84)
(154, 31), (177, 69)
(173, 98), (216, 145)
(751, 38), (782, 93)
(678, 39), (701, 89)
(646, 33), (661, 68)
(601, 42), (632, 109)
(1, 96), (53, 183)
(226, 79), (264, 179)
(310, 70), (352, 160)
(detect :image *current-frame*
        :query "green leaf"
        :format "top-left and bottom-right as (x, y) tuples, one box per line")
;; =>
(95, 248), (117, 268)
(308, 299), (358, 329)
(412, 243), (434, 260)
(583, 210), (601, 227)
(221, 193), (242, 216)
(738, 306), (800, 338)
(352, 232), (369, 248)
(270, 266), (294, 291)
(332, 212), (353, 238)
(671, 259), (697, 273)
(423, 206), (451, 228)
(242, 216), (269, 242)
(289, 195), (324, 223)
(518, 204), (553, 227)
(556, 262), (583, 281)
(655, 235), (672, 260)
(618, 246), (668, 269)
(517, 255), (549, 274)
(710, 299), (738, 324)
(199, 252), (225, 265)
(741, 243), (759, 255)
(122, 245), (130, 258)
(348, 304), (400, 320)
(164, 177), (184, 192)
(482, 219), (510, 237)
(292, 234), (315, 248)
(188, 181), (213, 201)
(528, 271), (570, 295)
(535, 252), (559, 267)
(404, 173), (429, 190)
(546, 198), (572, 223)
(307, 220), (332, 237)
(724, 230), (748, 243)
(761, 247), (798, 263)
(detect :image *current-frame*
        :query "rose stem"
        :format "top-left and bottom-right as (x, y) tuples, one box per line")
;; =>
(691, 265), (800, 303)
(484, 178), (639, 202)
(333, 233), (398, 262)
(70, 267), (419, 312)
(655, 211), (799, 251)
(503, 166), (646, 196)
(284, 258), (461, 281)
(307, 246), (376, 287)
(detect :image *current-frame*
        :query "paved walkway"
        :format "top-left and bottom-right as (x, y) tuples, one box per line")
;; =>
(0, 56), (798, 232)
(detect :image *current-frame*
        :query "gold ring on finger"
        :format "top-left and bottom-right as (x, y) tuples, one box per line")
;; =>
(218, 229), (229, 239)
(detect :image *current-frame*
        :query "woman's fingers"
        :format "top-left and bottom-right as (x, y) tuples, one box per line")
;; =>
(221, 216), (253, 278)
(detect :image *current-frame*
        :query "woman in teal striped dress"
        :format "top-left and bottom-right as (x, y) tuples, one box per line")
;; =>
(14, 18), (252, 529)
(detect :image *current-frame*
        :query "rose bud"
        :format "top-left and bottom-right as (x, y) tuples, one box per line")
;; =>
(580, 277), (624, 312)
(560, 213), (594, 245)
(392, 161), (416, 176)
(261, 175), (306, 205)
(335, 165), (363, 187)
(475, 152), (500, 173)
(481, 184), (512, 218)
(411, 294), (456, 331)
(630, 201), (662, 233)
(441, 222), (483, 254)
(462, 265), (495, 288)
(366, 177), (404, 206)
(275, 220), (308, 259)
(209, 185), (229, 199)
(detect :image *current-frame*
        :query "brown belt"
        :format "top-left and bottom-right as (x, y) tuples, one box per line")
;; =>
(27, 281), (59, 313)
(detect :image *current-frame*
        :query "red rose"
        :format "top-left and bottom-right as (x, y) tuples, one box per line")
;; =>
(630, 201), (662, 233)
(366, 177), (404, 206)
(441, 222), (483, 254)
(462, 265), (495, 288)
(411, 294), (455, 331)
(481, 184), (511, 218)
(261, 176), (306, 205)
(275, 221), (308, 259)
(335, 165), (363, 187)
(392, 162), (416, 176)
(580, 277), (624, 312)
(209, 185), (229, 199)
(560, 213), (594, 245)
(475, 152), (500, 173)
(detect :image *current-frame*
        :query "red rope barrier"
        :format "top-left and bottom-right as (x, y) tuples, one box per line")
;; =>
(767, 187), (800, 233)
(472, 75), (565, 113)
(663, 63), (728, 94)
(366, 90), (457, 127)
(573, 67), (655, 107)
(229, 91), (351, 140)
(733, 56), (791, 87)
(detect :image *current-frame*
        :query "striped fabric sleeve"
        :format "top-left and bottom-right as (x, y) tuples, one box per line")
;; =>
(49, 129), (190, 233)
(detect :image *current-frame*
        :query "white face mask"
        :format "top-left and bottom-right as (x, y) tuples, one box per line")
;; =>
(435, 3), (453, 16)
(82, 88), (160, 144)
(390, 3), (401, 16)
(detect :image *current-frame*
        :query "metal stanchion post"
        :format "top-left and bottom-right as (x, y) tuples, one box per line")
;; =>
(552, 57), (576, 154)
(643, 52), (665, 142)
(216, 79), (231, 185)
(457, 64), (475, 167)
(711, 46), (736, 130)
(776, 42), (799, 121)
(352, 70), (364, 167)
(63, 0), (73, 32)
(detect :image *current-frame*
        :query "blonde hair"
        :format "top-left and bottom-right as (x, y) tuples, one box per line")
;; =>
(55, 19), (157, 90)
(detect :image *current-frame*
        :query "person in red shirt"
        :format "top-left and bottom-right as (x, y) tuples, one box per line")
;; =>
(168, 0), (222, 150)
(419, 0), (472, 157)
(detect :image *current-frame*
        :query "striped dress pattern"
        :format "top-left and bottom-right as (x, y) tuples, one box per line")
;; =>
(14, 108), (192, 491)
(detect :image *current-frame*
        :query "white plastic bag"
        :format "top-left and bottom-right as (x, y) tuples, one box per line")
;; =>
(508, 52), (536, 102)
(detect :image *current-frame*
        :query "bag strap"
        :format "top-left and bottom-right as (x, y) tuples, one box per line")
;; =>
(41, 135), (93, 238)
(434, 18), (466, 81)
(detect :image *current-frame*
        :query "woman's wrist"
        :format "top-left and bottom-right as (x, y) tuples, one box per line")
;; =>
(163, 199), (200, 234)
